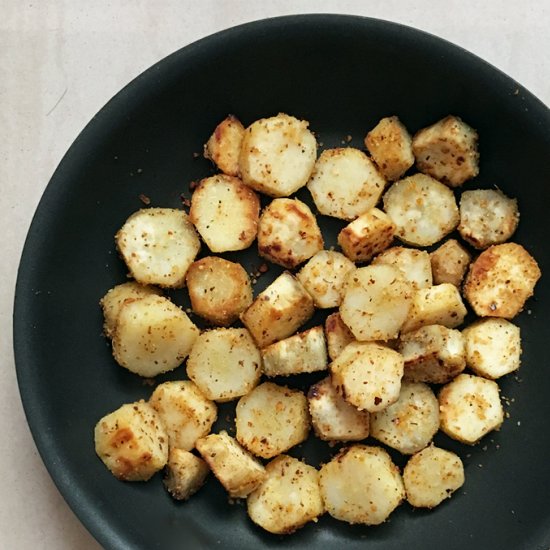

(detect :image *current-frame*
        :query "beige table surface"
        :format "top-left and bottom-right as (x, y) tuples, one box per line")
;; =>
(1, 1), (549, 548)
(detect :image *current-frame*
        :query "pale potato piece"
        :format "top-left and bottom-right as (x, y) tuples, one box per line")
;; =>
(400, 325), (466, 384)
(458, 189), (519, 249)
(189, 175), (259, 253)
(112, 295), (199, 377)
(308, 376), (370, 441)
(261, 326), (327, 377)
(370, 382), (439, 454)
(239, 113), (317, 197)
(439, 373), (504, 445)
(463, 243), (541, 318)
(412, 115), (479, 187)
(240, 272), (314, 348)
(403, 445), (464, 508)
(186, 256), (252, 326)
(340, 265), (413, 341)
(325, 312), (356, 361)
(203, 115), (245, 176)
(430, 239), (471, 287)
(365, 116), (415, 181)
(196, 431), (266, 498)
(116, 208), (200, 288)
(187, 328), (261, 401)
(94, 400), (168, 481)
(401, 284), (467, 334)
(307, 147), (386, 220)
(462, 318), (521, 379)
(247, 455), (324, 534)
(257, 198), (323, 269)
(372, 246), (432, 290)
(330, 342), (404, 412)
(297, 250), (355, 308)
(235, 382), (309, 459)
(383, 174), (459, 246)
(149, 381), (217, 451)
(163, 448), (209, 501)
(100, 281), (162, 339)
(338, 208), (395, 263)
(319, 445), (404, 525)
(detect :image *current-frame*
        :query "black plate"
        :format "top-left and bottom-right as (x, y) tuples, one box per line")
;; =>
(14, 14), (550, 550)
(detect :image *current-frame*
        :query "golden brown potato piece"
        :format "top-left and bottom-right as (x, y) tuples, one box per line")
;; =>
(163, 449), (209, 501)
(203, 115), (245, 176)
(463, 243), (541, 318)
(189, 175), (260, 253)
(372, 246), (433, 290)
(338, 208), (395, 263)
(186, 256), (252, 326)
(94, 400), (168, 481)
(240, 272), (314, 348)
(430, 239), (471, 287)
(325, 312), (356, 361)
(365, 116), (415, 181)
(412, 115), (479, 187)
(257, 198), (324, 269)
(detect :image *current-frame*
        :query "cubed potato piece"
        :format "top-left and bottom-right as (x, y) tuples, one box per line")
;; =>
(383, 174), (459, 246)
(261, 326), (327, 377)
(94, 400), (168, 481)
(203, 115), (245, 176)
(100, 281), (162, 339)
(189, 175), (259, 253)
(187, 328), (261, 401)
(458, 189), (519, 249)
(116, 208), (200, 288)
(307, 147), (386, 220)
(412, 115), (479, 187)
(462, 318), (521, 379)
(297, 251), (355, 308)
(186, 256), (252, 326)
(308, 376), (370, 441)
(400, 325), (466, 384)
(330, 342), (404, 412)
(340, 265), (413, 341)
(338, 208), (395, 263)
(439, 373), (504, 445)
(365, 116), (415, 181)
(149, 381), (217, 451)
(319, 445), (404, 525)
(430, 239), (471, 287)
(239, 113), (317, 197)
(163, 449), (209, 501)
(247, 455), (324, 535)
(463, 243), (541, 318)
(370, 382), (439, 454)
(235, 382), (309, 459)
(257, 198), (323, 269)
(240, 272), (314, 348)
(403, 445), (465, 508)
(196, 431), (266, 498)
(325, 312), (356, 361)
(112, 295), (199, 377)
(372, 246), (433, 290)
(401, 284), (467, 334)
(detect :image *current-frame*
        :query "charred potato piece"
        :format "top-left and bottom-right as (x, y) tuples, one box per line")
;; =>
(203, 115), (245, 176)
(430, 239), (471, 287)
(163, 449), (209, 501)
(372, 246), (433, 290)
(325, 312), (356, 361)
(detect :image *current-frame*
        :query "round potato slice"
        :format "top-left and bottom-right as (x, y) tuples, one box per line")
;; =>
(203, 115), (245, 177)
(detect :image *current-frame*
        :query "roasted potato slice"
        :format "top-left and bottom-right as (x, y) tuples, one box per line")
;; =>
(372, 246), (433, 290)
(307, 147), (386, 220)
(463, 243), (541, 318)
(247, 455), (324, 535)
(430, 239), (471, 287)
(325, 312), (356, 361)
(239, 113), (317, 197)
(189, 174), (260, 253)
(94, 400), (168, 481)
(163, 448), (209, 501)
(203, 115), (245, 176)
(116, 208), (200, 288)
(257, 198), (323, 269)
(186, 256), (253, 326)
(235, 382), (309, 459)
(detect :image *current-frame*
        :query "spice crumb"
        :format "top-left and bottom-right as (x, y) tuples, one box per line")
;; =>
(138, 193), (151, 205)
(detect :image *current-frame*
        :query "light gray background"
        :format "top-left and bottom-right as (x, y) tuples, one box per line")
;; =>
(1, 2), (549, 548)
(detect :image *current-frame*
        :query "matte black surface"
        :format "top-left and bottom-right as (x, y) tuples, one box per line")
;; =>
(14, 14), (550, 550)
